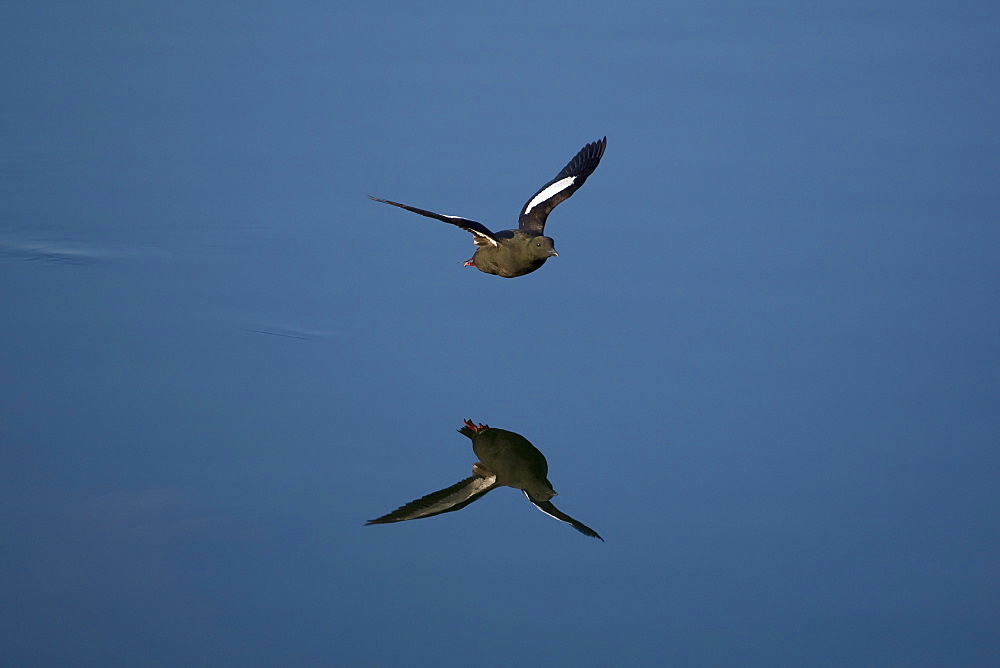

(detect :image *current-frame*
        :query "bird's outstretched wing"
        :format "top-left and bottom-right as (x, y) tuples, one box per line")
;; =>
(518, 137), (607, 234)
(524, 492), (604, 541)
(366, 473), (498, 525)
(369, 196), (499, 247)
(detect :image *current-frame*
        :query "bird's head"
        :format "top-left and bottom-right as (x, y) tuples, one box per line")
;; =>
(526, 484), (557, 502)
(528, 235), (558, 260)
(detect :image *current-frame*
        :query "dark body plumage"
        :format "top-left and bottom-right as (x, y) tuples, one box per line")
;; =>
(370, 137), (606, 278)
(366, 420), (603, 540)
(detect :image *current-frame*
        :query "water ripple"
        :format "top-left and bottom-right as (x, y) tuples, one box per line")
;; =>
(0, 233), (144, 265)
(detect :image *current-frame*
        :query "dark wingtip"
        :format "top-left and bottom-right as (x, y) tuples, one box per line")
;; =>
(591, 136), (607, 157)
(577, 524), (604, 541)
(366, 512), (402, 525)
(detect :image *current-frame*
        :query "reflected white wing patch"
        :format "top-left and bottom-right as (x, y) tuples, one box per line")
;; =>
(523, 176), (576, 215)
(402, 474), (497, 520)
(522, 491), (604, 540)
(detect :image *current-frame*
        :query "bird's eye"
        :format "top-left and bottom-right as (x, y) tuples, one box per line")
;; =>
(535, 242), (541, 247)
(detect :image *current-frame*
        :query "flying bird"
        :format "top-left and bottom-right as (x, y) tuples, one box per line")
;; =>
(369, 137), (606, 278)
(366, 419), (603, 540)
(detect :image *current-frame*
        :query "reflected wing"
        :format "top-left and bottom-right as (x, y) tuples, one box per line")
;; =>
(524, 492), (604, 541)
(366, 474), (498, 525)
(518, 137), (607, 234)
(369, 196), (499, 247)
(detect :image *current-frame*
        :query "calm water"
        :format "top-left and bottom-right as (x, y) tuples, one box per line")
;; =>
(3, 3), (999, 665)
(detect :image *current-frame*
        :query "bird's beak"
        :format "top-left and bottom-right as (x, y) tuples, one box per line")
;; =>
(548, 250), (559, 257)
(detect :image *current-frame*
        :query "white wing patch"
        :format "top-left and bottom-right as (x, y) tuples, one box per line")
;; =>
(523, 176), (576, 215)
(444, 214), (499, 246)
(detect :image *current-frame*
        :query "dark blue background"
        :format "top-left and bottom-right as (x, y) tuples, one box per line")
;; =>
(2, 2), (998, 665)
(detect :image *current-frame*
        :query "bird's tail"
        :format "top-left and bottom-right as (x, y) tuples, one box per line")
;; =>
(458, 418), (489, 438)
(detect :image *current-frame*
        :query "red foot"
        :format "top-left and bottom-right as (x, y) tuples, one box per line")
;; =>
(463, 418), (489, 433)
(464, 260), (476, 267)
